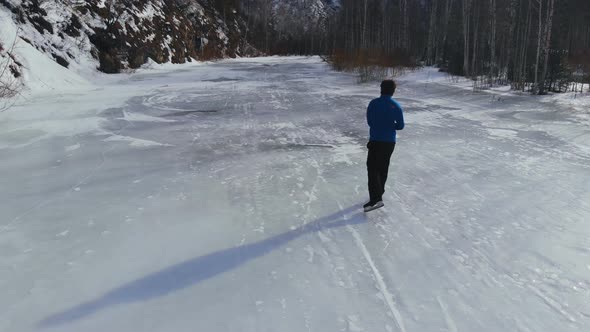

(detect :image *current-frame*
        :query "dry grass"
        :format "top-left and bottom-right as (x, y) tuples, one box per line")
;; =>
(0, 38), (23, 110)
(199, 43), (222, 61)
(326, 49), (419, 83)
(569, 50), (590, 93)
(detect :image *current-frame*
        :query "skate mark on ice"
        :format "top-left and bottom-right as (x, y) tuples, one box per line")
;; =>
(346, 314), (364, 331)
(65, 143), (81, 152)
(39, 204), (365, 328)
(527, 285), (577, 323)
(304, 245), (315, 263)
(347, 225), (407, 332)
(436, 295), (459, 332)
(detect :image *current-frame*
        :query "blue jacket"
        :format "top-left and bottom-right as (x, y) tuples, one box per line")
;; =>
(367, 95), (405, 142)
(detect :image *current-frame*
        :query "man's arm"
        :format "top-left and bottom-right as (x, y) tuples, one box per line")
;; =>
(366, 101), (374, 127)
(392, 100), (405, 130)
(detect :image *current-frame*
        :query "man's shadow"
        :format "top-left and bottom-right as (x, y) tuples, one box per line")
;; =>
(39, 204), (365, 328)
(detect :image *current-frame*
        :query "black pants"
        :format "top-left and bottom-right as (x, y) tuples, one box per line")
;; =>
(366, 141), (396, 202)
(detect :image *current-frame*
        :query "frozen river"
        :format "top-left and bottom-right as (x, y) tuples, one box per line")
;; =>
(1, 57), (589, 332)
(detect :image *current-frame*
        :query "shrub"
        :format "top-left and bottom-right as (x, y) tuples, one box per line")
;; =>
(0, 39), (23, 105)
(326, 49), (419, 82)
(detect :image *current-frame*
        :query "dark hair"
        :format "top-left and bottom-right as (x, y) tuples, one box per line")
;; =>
(380, 80), (396, 96)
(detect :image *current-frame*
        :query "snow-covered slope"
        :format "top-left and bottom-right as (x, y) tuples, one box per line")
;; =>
(0, 0), (253, 83)
(0, 0), (340, 95)
(0, 7), (90, 95)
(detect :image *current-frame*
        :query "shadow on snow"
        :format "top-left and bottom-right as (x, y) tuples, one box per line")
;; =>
(39, 204), (366, 328)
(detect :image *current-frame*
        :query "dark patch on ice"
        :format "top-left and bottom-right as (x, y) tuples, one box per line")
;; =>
(429, 105), (461, 111)
(100, 119), (130, 132)
(518, 111), (570, 121)
(516, 130), (554, 142)
(162, 110), (220, 117)
(292, 143), (335, 148)
(495, 110), (575, 122)
(393, 97), (417, 104)
(409, 106), (433, 112)
(237, 63), (292, 72)
(494, 111), (521, 119)
(259, 143), (335, 151)
(202, 77), (240, 82)
(100, 107), (124, 118)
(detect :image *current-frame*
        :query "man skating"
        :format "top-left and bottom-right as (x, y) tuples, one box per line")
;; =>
(364, 80), (405, 212)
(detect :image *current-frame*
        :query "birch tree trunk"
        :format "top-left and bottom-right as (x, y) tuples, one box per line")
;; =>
(362, 0), (368, 49)
(471, 0), (479, 79)
(462, 0), (472, 76)
(521, 0), (533, 91)
(533, 0), (543, 94)
(489, 0), (496, 83)
(437, 0), (454, 64)
(401, 0), (409, 50)
(505, 0), (518, 84)
(427, 0), (438, 65)
(539, 0), (555, 94)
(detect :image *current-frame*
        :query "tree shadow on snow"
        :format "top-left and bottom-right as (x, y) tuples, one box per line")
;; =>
(38, 204), (365, 328)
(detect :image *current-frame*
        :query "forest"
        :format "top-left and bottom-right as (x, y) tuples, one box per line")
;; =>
(241, 0), (590, 94)
(2, 0), (590, 94)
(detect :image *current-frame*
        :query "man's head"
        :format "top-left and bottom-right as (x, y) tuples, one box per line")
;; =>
(380, 80), (396, 96)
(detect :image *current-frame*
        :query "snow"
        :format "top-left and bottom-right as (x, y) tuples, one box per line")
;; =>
(396, 66), (590, 154)
(0, 8), (92, 95)
(1, 57), (590, 332)
(103, 134), (173, 147)
(136, 3), (160, 19)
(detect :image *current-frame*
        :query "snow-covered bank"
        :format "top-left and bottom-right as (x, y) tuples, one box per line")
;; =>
(396, 66), (590, 152)
(398, 66), (590, 111)
(1, 57), (589, 332)
(0, 8), (91, 95)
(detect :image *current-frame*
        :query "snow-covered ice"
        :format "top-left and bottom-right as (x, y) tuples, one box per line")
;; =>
(1, 57), (589, 332)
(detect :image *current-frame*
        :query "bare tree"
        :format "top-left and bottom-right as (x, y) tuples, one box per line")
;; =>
(532, 0), (542, 93)
(400, 0), (409, 50)
(426, 0), (438, 65)
(0, 31), (23, 110)
(462, 0), (472, 76)
(471, 0), (479, 78)
(488, 0), (496, 83)
(323, 0), (586, 93)
(436, 0), (454, 64)
(538, 0), (555, 94)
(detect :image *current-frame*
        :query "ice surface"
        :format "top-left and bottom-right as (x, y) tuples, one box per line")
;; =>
(1, 57), (589, 332)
